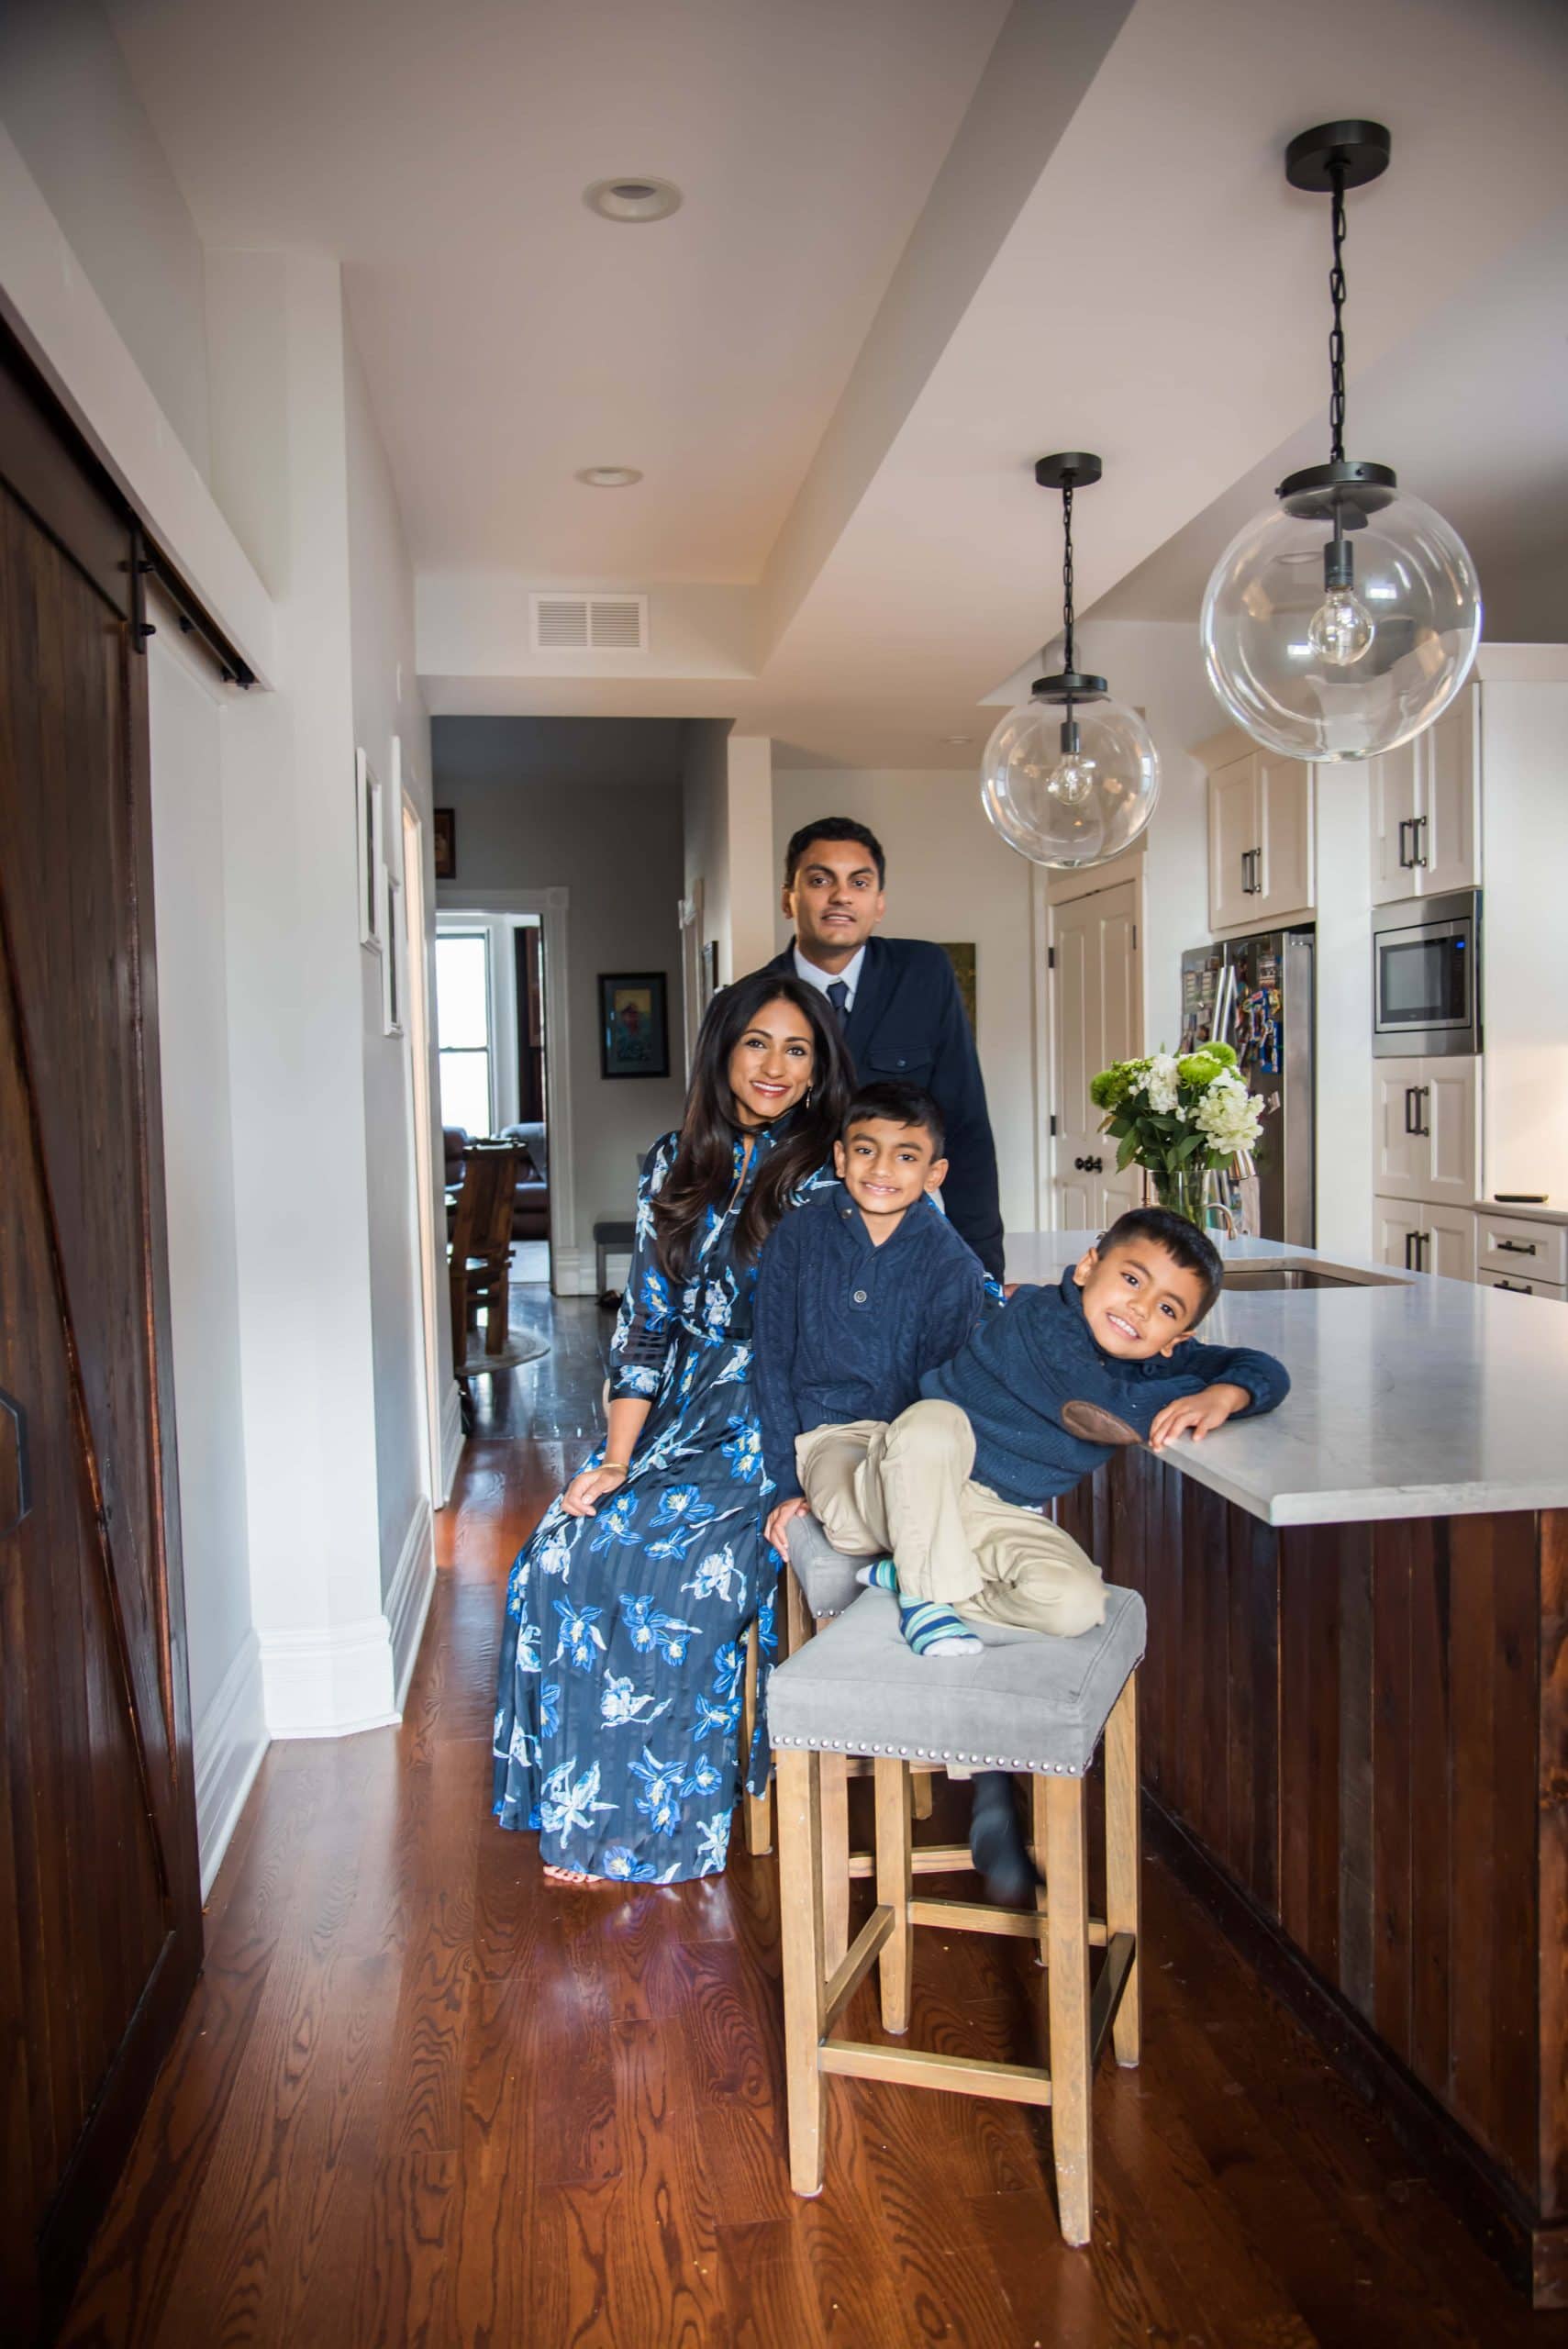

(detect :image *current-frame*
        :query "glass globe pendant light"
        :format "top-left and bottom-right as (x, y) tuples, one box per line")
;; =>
(981, 454), (1161, 868)
(1201, 122), (1481, 763)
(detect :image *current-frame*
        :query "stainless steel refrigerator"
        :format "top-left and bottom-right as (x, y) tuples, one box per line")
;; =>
(1179, 928), (1316, 1245)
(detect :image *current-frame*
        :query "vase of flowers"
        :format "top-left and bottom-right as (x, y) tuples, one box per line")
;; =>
(1088, 1046), (1265, 1230)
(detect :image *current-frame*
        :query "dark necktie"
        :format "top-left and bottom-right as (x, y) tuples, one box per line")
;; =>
(826, 979), (851, 1025)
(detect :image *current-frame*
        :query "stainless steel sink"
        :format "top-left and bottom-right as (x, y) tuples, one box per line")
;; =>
(1221, 1260), (1400, 1291)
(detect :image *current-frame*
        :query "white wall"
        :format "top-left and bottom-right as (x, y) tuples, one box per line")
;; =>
(433, 725), (690, 1247)
(344, 320), (439, 1605)
(145, 607), (266, 1896)
(770, 767), (1039, 1230)
(682, 718), (731, 982)
(0, 0), (212, 478)
(1481, 674), (1568, 1200)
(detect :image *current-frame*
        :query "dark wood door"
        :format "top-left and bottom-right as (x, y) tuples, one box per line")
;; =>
(0, 350), (201, 2341)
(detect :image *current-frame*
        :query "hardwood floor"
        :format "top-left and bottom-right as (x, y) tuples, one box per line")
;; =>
(61, 1297), (1568, 2346)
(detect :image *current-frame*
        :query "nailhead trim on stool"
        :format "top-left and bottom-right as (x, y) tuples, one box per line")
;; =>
(768, 1584), (1146, 1779)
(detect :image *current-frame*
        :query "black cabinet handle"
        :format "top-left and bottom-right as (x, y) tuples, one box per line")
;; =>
(1398, 818), (1412, 868)
(0, 1388), (30, 1539)
(1412, 814), (1429, 869)
(1495, 1239), (1538, 1255)
(1416, 1085), (1430, 1138)
(1404, 1086), (1418, 1136)
(1073, 1156), (1085, 1171)
(1496, 1278), (1532, 1293)
(1403, 1230), (1416, 1271)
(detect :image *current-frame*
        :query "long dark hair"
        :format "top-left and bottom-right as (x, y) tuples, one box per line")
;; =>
(652, 971), (851, 1279)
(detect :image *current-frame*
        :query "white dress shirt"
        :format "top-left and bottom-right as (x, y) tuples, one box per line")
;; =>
(793, 941), (866, 1013)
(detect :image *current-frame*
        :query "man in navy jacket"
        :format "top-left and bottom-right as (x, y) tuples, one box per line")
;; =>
(753, 817), (1005, 1279)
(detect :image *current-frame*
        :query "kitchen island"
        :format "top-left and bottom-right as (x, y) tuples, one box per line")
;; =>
(1006, 1231), (1568, 2305)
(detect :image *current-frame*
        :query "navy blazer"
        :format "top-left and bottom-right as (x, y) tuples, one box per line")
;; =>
(760, 935), (1006, 1279)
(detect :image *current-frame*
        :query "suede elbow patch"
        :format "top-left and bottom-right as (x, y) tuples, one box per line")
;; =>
(1060, 1399), (1143, 1447)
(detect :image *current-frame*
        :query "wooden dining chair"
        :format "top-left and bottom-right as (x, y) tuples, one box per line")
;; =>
(449, 1141), (519, 1376)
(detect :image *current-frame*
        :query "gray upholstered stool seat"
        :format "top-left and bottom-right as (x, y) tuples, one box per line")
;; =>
(769, 1583), (1147, 1778)
(784, 1512), (873, 1622)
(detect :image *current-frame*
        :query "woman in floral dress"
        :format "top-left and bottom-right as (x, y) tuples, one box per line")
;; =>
(492, 972), (851, 1884)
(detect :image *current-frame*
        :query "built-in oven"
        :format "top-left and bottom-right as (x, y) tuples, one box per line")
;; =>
(1372, 889), (1481, 1057)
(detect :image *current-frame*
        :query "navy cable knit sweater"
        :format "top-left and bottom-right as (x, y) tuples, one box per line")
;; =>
(919, 1268), (1290, 1508)
(753, 1187), (987, 1502)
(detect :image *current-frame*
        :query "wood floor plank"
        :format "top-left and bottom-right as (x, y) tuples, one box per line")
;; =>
(57, 1293), (1568, 2348)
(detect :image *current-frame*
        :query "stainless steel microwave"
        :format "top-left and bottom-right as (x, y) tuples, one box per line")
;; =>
(1372, 890), (1481, 1058)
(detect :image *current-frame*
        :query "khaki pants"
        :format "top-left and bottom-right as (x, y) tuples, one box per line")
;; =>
(795, 1398), (1106, 1640)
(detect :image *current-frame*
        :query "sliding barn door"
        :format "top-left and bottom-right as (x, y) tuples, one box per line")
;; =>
(0, 347), (200, 2339)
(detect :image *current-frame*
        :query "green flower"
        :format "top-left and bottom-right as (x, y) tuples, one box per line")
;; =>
(1177, 1052), (1222, 1089)
(1208, 1041), (1238, 1067)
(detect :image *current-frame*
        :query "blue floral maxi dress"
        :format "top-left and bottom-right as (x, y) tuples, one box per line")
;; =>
(492, 1125), (829, 1882)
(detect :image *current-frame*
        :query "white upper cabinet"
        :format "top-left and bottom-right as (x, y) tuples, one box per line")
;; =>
(1370, 689), (1480, 903)
(1207, 746), (1315, 932)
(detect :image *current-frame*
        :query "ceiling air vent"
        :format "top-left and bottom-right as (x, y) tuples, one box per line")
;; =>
(530, 593), (649, 653)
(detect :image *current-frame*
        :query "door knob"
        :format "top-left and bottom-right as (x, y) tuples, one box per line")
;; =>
(1073, 1156), (1086, 1171)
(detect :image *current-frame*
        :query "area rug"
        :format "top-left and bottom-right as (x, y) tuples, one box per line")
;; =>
(459, 1327), (550, 1375)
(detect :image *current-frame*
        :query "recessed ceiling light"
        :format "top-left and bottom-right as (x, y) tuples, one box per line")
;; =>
(584, 177), (683, 224)
(940, 734), (974, 745)
(575, 466), (643, 488)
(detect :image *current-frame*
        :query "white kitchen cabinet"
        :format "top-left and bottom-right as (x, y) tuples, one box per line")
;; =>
(1374, 1054), (1479, 1207)
(1484, 1271), (1567, 1303)
(1476, 1208), (1568, 1286)
(1208, 752), (1259, 931)
(1375, 1196), (1476, 1281)
(1208, 749), (1314, 931)
(1370, 690), (1479, 903)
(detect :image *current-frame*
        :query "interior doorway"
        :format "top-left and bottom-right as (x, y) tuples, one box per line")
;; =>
(1045, 879), (1143, 1231)
(399, 786), (450, 1503)
(435, 896), (571, 1292)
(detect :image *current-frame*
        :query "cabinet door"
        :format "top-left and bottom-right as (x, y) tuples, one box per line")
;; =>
(1257, 753), (1314, 919)
(1420, 1204), (1476, 1281)
(1420, 1056), (1479, 1206)
(1374, 1059), (1428, 1199)
(1370, 740), (1421, 904)
(1208, 753), (1258, 931)
(1416, 692), (1479, 896)
(1374, 1193), (1423, 1270)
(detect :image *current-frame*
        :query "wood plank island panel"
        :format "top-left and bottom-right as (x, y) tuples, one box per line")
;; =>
(1060, 1449), (1568, 2305)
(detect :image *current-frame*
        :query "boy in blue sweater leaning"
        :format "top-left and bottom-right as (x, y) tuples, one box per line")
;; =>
(755, 1082), (990, 1653)
(773, 1201), (1290, 1662)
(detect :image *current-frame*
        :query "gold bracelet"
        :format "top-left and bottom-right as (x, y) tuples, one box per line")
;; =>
(598, 1460), (630, 1474)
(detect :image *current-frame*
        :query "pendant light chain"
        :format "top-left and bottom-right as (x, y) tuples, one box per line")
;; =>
(1327, 159), (1348, 464)
(1060, 480), (1075, 674)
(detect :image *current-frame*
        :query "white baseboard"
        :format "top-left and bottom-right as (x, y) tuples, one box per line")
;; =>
(439, 1376), (463, 1502)
(193, 1629), (269, 1900)
(386, 1498), (436, 1710)
(259, 1614), (398, 1740)
(550, 1245), (595, 1296)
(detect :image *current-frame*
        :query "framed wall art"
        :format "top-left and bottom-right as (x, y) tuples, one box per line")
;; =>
(433, 806), (456, 881)
(599, 972), (670, 1079)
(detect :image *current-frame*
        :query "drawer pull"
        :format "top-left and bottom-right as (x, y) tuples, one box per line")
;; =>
(1495, 1239), (1538, 1255)
(1495, 1279), (1532, 1293)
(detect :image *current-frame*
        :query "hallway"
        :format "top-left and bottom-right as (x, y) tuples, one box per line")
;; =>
(56, 1303), (1565, 2348)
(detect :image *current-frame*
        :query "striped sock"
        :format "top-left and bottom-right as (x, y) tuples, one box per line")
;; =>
(897, 1598), (983, 1659)
(855, 1557), (900, 1593)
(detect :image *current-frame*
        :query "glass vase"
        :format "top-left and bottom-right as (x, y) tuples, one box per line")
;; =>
(1149, 1164), (1211, 1230)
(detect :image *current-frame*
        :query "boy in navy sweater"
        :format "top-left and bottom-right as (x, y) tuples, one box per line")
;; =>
(754, 1082), (989, 1653)
(801, 1206), (1290, 1662)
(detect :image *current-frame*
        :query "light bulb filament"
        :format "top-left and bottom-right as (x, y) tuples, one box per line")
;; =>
(1046, 749), (1097, 806)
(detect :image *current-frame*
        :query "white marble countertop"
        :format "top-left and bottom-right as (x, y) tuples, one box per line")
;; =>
(1471, 1197), (1568, 1226)
(1003, 1230), (1568, 1529)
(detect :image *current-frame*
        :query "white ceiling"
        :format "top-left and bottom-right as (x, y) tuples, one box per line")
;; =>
(107, 0), (1568, 765)
(107, 0), (1011, 579)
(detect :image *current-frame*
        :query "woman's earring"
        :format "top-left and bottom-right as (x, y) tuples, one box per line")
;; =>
(804, 1085), (813, 1107)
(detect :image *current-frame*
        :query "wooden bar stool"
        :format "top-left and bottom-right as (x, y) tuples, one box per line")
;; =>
(782, 1514), (937, 1965)
(768, 1583), (1145, 2245)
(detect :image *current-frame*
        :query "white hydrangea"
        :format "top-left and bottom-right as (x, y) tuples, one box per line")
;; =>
(1137, 1052), (1182, 1116)
(1194, 1072), (1263, 1157)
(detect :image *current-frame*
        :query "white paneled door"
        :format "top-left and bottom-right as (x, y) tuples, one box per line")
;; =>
(1050, 880), (1141, 1232)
